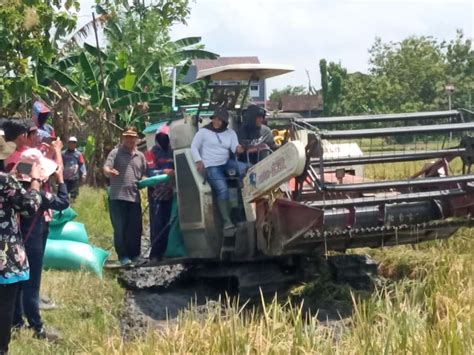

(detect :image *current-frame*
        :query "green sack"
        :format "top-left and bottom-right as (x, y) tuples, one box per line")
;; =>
(43, 239), (110, 277)
(49, 207), (78, 226)
(137, 174), (170, 189)
(48, 221), (89, 244)
(164, 195), (186, 258)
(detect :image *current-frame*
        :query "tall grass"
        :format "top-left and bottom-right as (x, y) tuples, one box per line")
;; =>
(10, 188), (473, 354)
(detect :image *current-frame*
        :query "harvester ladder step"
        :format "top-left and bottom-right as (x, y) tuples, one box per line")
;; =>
(220, 228), (237, 260)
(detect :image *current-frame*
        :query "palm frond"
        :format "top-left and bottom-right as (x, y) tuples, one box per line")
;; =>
(65, 13), (111, 46)
(172, 37), (202, 49)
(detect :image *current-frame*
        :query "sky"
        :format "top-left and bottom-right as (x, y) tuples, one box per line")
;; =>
(78, 0), (473, 96)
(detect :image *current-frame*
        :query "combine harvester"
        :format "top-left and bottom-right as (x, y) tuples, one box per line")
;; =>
(139, 64), (474, 293)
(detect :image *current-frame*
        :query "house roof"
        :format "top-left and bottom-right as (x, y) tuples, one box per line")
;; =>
(268, 94), (323, 112)
(196, 64), (295, 81)
(194, 57), (260, 72)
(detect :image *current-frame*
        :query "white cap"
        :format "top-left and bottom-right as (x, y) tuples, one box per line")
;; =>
(69, 136), (78, 142)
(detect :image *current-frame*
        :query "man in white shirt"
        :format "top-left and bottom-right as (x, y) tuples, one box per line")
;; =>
(191, 108), (246, 229)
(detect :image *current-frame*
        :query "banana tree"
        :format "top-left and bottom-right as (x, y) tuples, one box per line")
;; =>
(37, 39), (207, 184)
(39, 46), (157, 185)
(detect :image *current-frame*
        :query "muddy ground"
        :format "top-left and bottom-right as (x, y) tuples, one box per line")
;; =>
(118, 229), (373, 339)
(118, 265), (360, 339)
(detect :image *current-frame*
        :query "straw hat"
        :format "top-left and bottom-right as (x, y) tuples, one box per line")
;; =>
(15, 148), (58, 182)
(0, 135), (16, 160)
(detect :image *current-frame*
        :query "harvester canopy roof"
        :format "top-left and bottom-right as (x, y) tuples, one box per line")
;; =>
(196, 63), (295, 81)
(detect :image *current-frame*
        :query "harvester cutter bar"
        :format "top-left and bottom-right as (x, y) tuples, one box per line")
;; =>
(283, 218), (471, 252)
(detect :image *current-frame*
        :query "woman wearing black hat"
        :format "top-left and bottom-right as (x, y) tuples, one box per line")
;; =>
(238, 104), (278, 164)
(191, 107), (246, 229)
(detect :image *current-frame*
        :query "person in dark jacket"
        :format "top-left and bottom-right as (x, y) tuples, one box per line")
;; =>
(237, 104), (278, 164)
(31, 101), (55, 144)
(62, 136), (87, 200)
(145, 124), (174, 262)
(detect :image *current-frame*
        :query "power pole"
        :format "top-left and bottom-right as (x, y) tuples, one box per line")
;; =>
(445, 84), (455, 141)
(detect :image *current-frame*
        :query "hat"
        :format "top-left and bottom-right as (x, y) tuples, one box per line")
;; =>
(15, 148), (58, 182)
(0, 135), (16, 160)
(211, 107), (230, 124)
(243, 105), (267, 128)
(68, 136), (78, 142)
(32, 101), (51, 125)
(122, 127), (138, 137)
(246, 104), (266, 119)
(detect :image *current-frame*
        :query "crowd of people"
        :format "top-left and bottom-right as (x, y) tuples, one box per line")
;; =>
(0, 101), (275, 353)
(102, 104), (276, 267)
(0, 101), (72, 354)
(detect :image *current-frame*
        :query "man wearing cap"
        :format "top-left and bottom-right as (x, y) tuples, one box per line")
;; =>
(238, 104), (278, 164)
(62, 137), (87, 201)
(31, 101), (55, 143)
(104, 127), (147, 266)
(191, 107), (246, 229)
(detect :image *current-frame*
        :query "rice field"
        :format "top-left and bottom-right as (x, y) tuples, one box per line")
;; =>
(10, 185), (473, 354)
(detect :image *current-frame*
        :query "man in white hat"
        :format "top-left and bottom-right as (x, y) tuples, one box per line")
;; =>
(62, 136), (87, 201)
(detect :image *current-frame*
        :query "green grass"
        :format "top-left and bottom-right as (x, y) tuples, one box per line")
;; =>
(71, 186), (114, 251)
(10, 188), (473, 354)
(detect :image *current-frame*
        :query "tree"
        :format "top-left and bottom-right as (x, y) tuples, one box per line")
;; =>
(444, 30), (474, 109)
(0, 0), (78, 112)
(318, 31), (473, 117)
(319, 60), (347, 115)
(35, 1), (218, 185)
(368, 35), (446, 112)
(337, 72), (382, 115)
(64, 2), (217, 122)
(101, 0), (196, 73)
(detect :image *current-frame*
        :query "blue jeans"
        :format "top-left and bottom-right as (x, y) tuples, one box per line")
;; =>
(206, 160), (248, 200)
